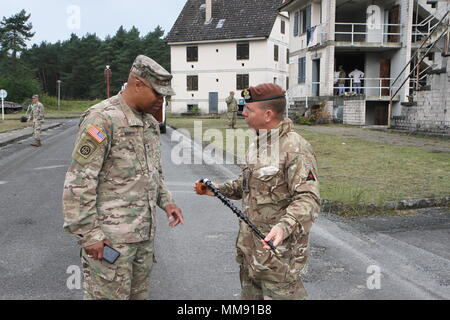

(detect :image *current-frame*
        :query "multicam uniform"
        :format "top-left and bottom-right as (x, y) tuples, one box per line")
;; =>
(218, 118), (320, 300)
(226, 95), (238, 127)
(28, 102), (44, 140)
(63, 94), (173, 300)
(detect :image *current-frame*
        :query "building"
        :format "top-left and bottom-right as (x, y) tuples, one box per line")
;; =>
(279, 0), (449, 129)
(167, 0), (289, 114)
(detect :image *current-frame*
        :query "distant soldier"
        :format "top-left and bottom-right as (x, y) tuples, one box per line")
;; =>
(337, 65), (346, 96)
(226, 91), (238, 129)
(196, 84), (321, 300)
(63, 55), (184, 300)
(28, 94), (44, 147)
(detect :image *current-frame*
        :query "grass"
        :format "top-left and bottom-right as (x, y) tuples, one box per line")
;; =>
(168, 115), (450, 216)
(0, 120), (30, 133)
(3, 95), (101, 120)
(0, 95), (100, 133)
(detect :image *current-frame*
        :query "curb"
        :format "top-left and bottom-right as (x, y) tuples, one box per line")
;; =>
(0, 123), (63, 148)
(168, 124), (450, 214)
(322, 196), (450, 214)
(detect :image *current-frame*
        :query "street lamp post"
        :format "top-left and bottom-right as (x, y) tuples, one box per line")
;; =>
(104, 65), (112, 98)
(57, 80), (62, 111)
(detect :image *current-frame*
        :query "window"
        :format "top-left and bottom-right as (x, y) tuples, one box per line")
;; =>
(274, 77), (277, 84)
(187, 46), (198, 62)
(281, 20), (286, 34)
(187, 75), (198, 91)
(236, 74), (249, 90)
(286, 77), (289, 90)
(301, 5), (311, 34)
(286, 49), (290, 64)
(237, 42), (249, 60)
(294, 11), (299, 36)
(274, 45), (279, 61)
(298, 57), (306, 83)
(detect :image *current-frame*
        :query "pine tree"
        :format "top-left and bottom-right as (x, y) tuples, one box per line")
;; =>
(0, 9), (35, 59)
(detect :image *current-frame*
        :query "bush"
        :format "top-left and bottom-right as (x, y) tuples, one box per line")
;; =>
(0, 74), (41, 104)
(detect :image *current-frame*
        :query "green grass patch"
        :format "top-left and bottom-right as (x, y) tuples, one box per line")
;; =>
(168, 116), (450, 216)
(4, 95), (101, 120)
(0, 120), (30, 133)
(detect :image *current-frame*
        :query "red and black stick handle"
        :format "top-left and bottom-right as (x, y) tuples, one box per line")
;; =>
(195, 178), (279, 254)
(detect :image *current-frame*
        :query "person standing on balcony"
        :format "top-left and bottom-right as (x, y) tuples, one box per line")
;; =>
(338, 66), (346, 96)
(349, 68), (365, 95)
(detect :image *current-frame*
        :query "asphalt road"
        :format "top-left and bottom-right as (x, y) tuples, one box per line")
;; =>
(0, 120), (448, 300)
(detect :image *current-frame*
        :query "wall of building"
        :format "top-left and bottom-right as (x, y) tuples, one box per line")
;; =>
(343, 96), (366, 125)
(393, 58), (450, 134)
(169, 16), (289, 114)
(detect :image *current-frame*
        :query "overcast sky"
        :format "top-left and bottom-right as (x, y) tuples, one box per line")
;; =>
(1, 0), (187, 46)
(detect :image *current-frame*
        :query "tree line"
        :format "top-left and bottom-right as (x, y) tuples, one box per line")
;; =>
(0, 9), (170, 103)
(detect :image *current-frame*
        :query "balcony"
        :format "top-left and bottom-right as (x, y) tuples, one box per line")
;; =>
(335, 23), (403, 51)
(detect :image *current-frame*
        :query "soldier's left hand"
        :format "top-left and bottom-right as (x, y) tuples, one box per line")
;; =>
(165, 203), (184, 227)
(261, 226), (284, 250)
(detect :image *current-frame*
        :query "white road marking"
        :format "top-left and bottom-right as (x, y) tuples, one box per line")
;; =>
(33, 165), (67, 171)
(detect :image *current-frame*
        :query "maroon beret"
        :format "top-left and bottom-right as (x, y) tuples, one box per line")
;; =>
(241, 83), (286, 103)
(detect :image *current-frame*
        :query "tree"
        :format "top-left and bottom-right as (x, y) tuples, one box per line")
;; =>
(0, 9), (35, 59)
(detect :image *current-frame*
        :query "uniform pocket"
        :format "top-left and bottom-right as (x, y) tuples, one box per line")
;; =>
(82, 251), (117, 281)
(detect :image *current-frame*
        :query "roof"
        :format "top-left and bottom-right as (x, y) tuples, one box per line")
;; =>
(166, 0), (284, 44)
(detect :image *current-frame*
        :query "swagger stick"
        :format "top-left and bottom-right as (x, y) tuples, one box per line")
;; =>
(195, 178), (279, 255)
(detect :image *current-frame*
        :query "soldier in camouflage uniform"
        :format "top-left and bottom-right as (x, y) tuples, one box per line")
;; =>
(28, 95), (45, 147)
(226, 91), (238, 129)
(197, 84), (320, 300)
(63, 55), (184, 300)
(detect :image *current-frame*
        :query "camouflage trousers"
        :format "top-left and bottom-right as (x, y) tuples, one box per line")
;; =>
(81, 239), (154, 300)
(239, 264), (308, 300)
(227, 112), (237, 127)
(33, 120), (41, 140)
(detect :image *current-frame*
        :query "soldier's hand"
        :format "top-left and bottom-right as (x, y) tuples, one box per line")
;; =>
(85, 239), (113, 260)
(193, 181), (215, 196)
(261, 226), (284, 250)
(165, 203), (184, 227)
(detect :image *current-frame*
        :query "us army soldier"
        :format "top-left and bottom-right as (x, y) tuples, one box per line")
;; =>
(196, 84), (320, 300)
(226, 91), (238, 129)
(63, 55), (184, 300)
(28, 94), (44, 147)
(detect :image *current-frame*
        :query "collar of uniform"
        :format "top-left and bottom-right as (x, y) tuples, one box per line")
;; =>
(118, 94), (144, 127)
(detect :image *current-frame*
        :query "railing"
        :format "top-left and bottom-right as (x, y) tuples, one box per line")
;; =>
(332, 78), (399, 99)
(335, 22), (402, 45)
(388, 10), (449, 127)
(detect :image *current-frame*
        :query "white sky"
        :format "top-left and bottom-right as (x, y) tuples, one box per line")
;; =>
(1, 0), (187, 46)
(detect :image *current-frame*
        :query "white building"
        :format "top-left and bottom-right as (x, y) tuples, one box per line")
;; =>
(280, 0), (449, 126)
(167, 0), (289, 114)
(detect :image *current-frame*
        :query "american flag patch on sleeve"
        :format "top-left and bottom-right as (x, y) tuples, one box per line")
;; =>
(87, 125), (107, 143)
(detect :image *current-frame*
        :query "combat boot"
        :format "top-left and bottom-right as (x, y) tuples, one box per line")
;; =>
(31, 139), (42, 147)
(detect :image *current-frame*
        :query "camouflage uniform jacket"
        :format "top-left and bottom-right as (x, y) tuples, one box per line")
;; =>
(63, 94), (174, 247)
(29, 102), (44, 121)
(218, 118), (320, 283)
(226, 96), (238, 113)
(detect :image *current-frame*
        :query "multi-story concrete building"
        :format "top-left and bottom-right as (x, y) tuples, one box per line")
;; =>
(279, 0), (449, 128)
(167, 0), (289, 114)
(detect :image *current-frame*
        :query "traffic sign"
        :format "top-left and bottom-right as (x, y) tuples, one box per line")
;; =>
(0, 89), (7, 99)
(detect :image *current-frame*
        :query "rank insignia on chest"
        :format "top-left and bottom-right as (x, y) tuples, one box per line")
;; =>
(306, 170), (316, 181)
(87, 125), (106, 143)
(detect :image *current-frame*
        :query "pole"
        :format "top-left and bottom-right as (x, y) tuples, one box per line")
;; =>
(57, 80), (61, 111)
(104, 66), (112, 99)
(1, 97), (4, 121)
